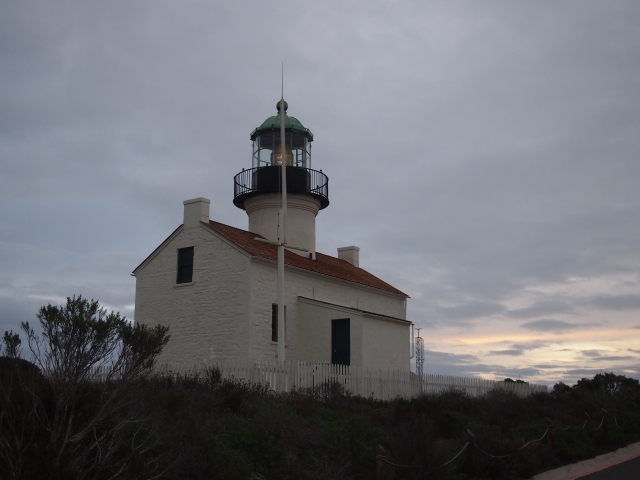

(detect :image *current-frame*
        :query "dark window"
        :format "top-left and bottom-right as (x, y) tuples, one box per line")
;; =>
(271, 303), (278, 341)
(176, 247), (194, 284)
(331, 319), (350, 365)
(272, 304), (286, 341)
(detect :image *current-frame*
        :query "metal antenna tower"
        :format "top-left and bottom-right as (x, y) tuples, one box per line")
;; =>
(415, 328), (424, 376)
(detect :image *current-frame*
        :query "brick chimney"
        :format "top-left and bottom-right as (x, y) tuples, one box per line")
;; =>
(183, 197), (210, 228)
(337, 246), (359, 268)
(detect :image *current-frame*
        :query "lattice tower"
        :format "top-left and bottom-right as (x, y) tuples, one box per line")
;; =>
(415, 328), (424, 376)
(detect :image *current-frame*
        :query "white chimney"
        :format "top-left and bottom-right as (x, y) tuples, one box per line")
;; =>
(183, 197), (210, 228)
(338, 246), (360, 268)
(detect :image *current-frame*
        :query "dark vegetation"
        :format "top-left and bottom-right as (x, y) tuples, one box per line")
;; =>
(1, 297), (639, 479)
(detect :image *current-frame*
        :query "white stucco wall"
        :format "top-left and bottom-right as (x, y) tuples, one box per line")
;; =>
(245, 193), (320, 256)
(247, 259), (317, 362)
(362, 315), (411, 371)
(134, 224), (251, 365)
(248, 260), (410, 369)
(134, 221), (410, 370)
(297, 298), (364, 366)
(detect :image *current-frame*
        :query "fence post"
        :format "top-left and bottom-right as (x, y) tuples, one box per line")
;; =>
(376, 445), (387, 480)
(466, 429), (475, 475)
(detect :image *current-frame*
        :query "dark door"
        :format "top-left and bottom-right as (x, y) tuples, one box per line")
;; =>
(331, 319), (350, 365)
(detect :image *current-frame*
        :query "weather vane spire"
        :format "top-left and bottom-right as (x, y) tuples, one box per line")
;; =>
(277, 62), (287, 363)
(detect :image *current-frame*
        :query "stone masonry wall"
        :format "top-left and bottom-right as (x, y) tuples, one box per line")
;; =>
(134, 224), (250, 365)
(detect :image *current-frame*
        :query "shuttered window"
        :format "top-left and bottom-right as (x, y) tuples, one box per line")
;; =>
(271, 304), (286, 342)
(271, 303), (278, 341)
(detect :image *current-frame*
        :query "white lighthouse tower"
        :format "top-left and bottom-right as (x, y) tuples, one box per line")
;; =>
(233, 100), (330, 362)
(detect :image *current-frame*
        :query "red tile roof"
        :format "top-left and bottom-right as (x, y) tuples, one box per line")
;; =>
(205, 220), (407, 297)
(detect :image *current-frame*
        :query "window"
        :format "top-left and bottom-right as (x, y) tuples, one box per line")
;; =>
(271, 304), (286, 342)
(271, 303), (278, 341)
(176, 247), (194, 284)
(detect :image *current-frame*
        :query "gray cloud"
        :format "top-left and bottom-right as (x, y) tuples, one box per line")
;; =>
(588, 295), (640, 311)
(582, 350), (602, 358)
(592, 356), (637, 362)
(563, 369), (608, 377)
(1, 1), (640, 385)
(492, 368), (544, 381)
(422, 350), (479, 366)
(0, 297), (36, 338)
(489, 349), (524, 356)
(432, 301), (507, 322)
(422, 350), (548, 385)
(511, 342), (548, 351)
(533, 364), (565, 370)
(506, 300), (576, 319)
(520, 319), (599, 332)
(563, 366), (640, 378)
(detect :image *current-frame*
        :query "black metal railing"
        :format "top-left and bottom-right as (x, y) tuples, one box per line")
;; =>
(233, 166), (329, 210)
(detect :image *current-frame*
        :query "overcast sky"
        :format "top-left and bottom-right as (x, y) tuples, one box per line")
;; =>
(1, 1), (639, 386)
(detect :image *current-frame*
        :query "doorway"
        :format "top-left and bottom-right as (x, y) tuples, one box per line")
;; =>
(331, 319), (350, 365)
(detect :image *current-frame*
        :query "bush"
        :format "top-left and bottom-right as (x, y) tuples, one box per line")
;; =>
(3, 297), (639, 479)
(0, 296), (170, 480)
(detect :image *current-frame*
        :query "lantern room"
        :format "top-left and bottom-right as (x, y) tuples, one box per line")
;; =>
(233, 101), (329, 211)
(250, 100), (313, 168)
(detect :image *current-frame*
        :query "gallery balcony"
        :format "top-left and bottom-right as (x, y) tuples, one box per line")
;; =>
(233, 166), (329, 210)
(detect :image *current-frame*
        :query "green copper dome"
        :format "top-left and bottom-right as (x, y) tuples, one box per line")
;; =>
(250, 101), (314, 141)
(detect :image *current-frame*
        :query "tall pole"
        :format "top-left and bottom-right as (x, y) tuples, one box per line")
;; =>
(277, 92), (287, 364)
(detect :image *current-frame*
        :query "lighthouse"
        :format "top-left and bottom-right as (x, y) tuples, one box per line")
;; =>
(232, 100), (329, 259)
(132, 99), (411, 371)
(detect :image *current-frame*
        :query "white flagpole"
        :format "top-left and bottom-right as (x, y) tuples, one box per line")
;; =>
(277, 85), (287, 364)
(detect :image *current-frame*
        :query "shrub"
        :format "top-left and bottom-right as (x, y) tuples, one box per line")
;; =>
(0, 296), (170, 480)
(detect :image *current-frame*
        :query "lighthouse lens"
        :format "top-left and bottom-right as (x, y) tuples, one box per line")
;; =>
(270, 144), (293, 166)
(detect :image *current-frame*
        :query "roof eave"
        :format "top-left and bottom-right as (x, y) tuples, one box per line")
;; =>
(131, 224), (184, 276)
(250, 126), (313, 141)
(298, 296), (412, 324)
(250, 255), (409, 299)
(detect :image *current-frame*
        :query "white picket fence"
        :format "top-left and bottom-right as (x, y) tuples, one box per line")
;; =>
(147, 361), (547, 400)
